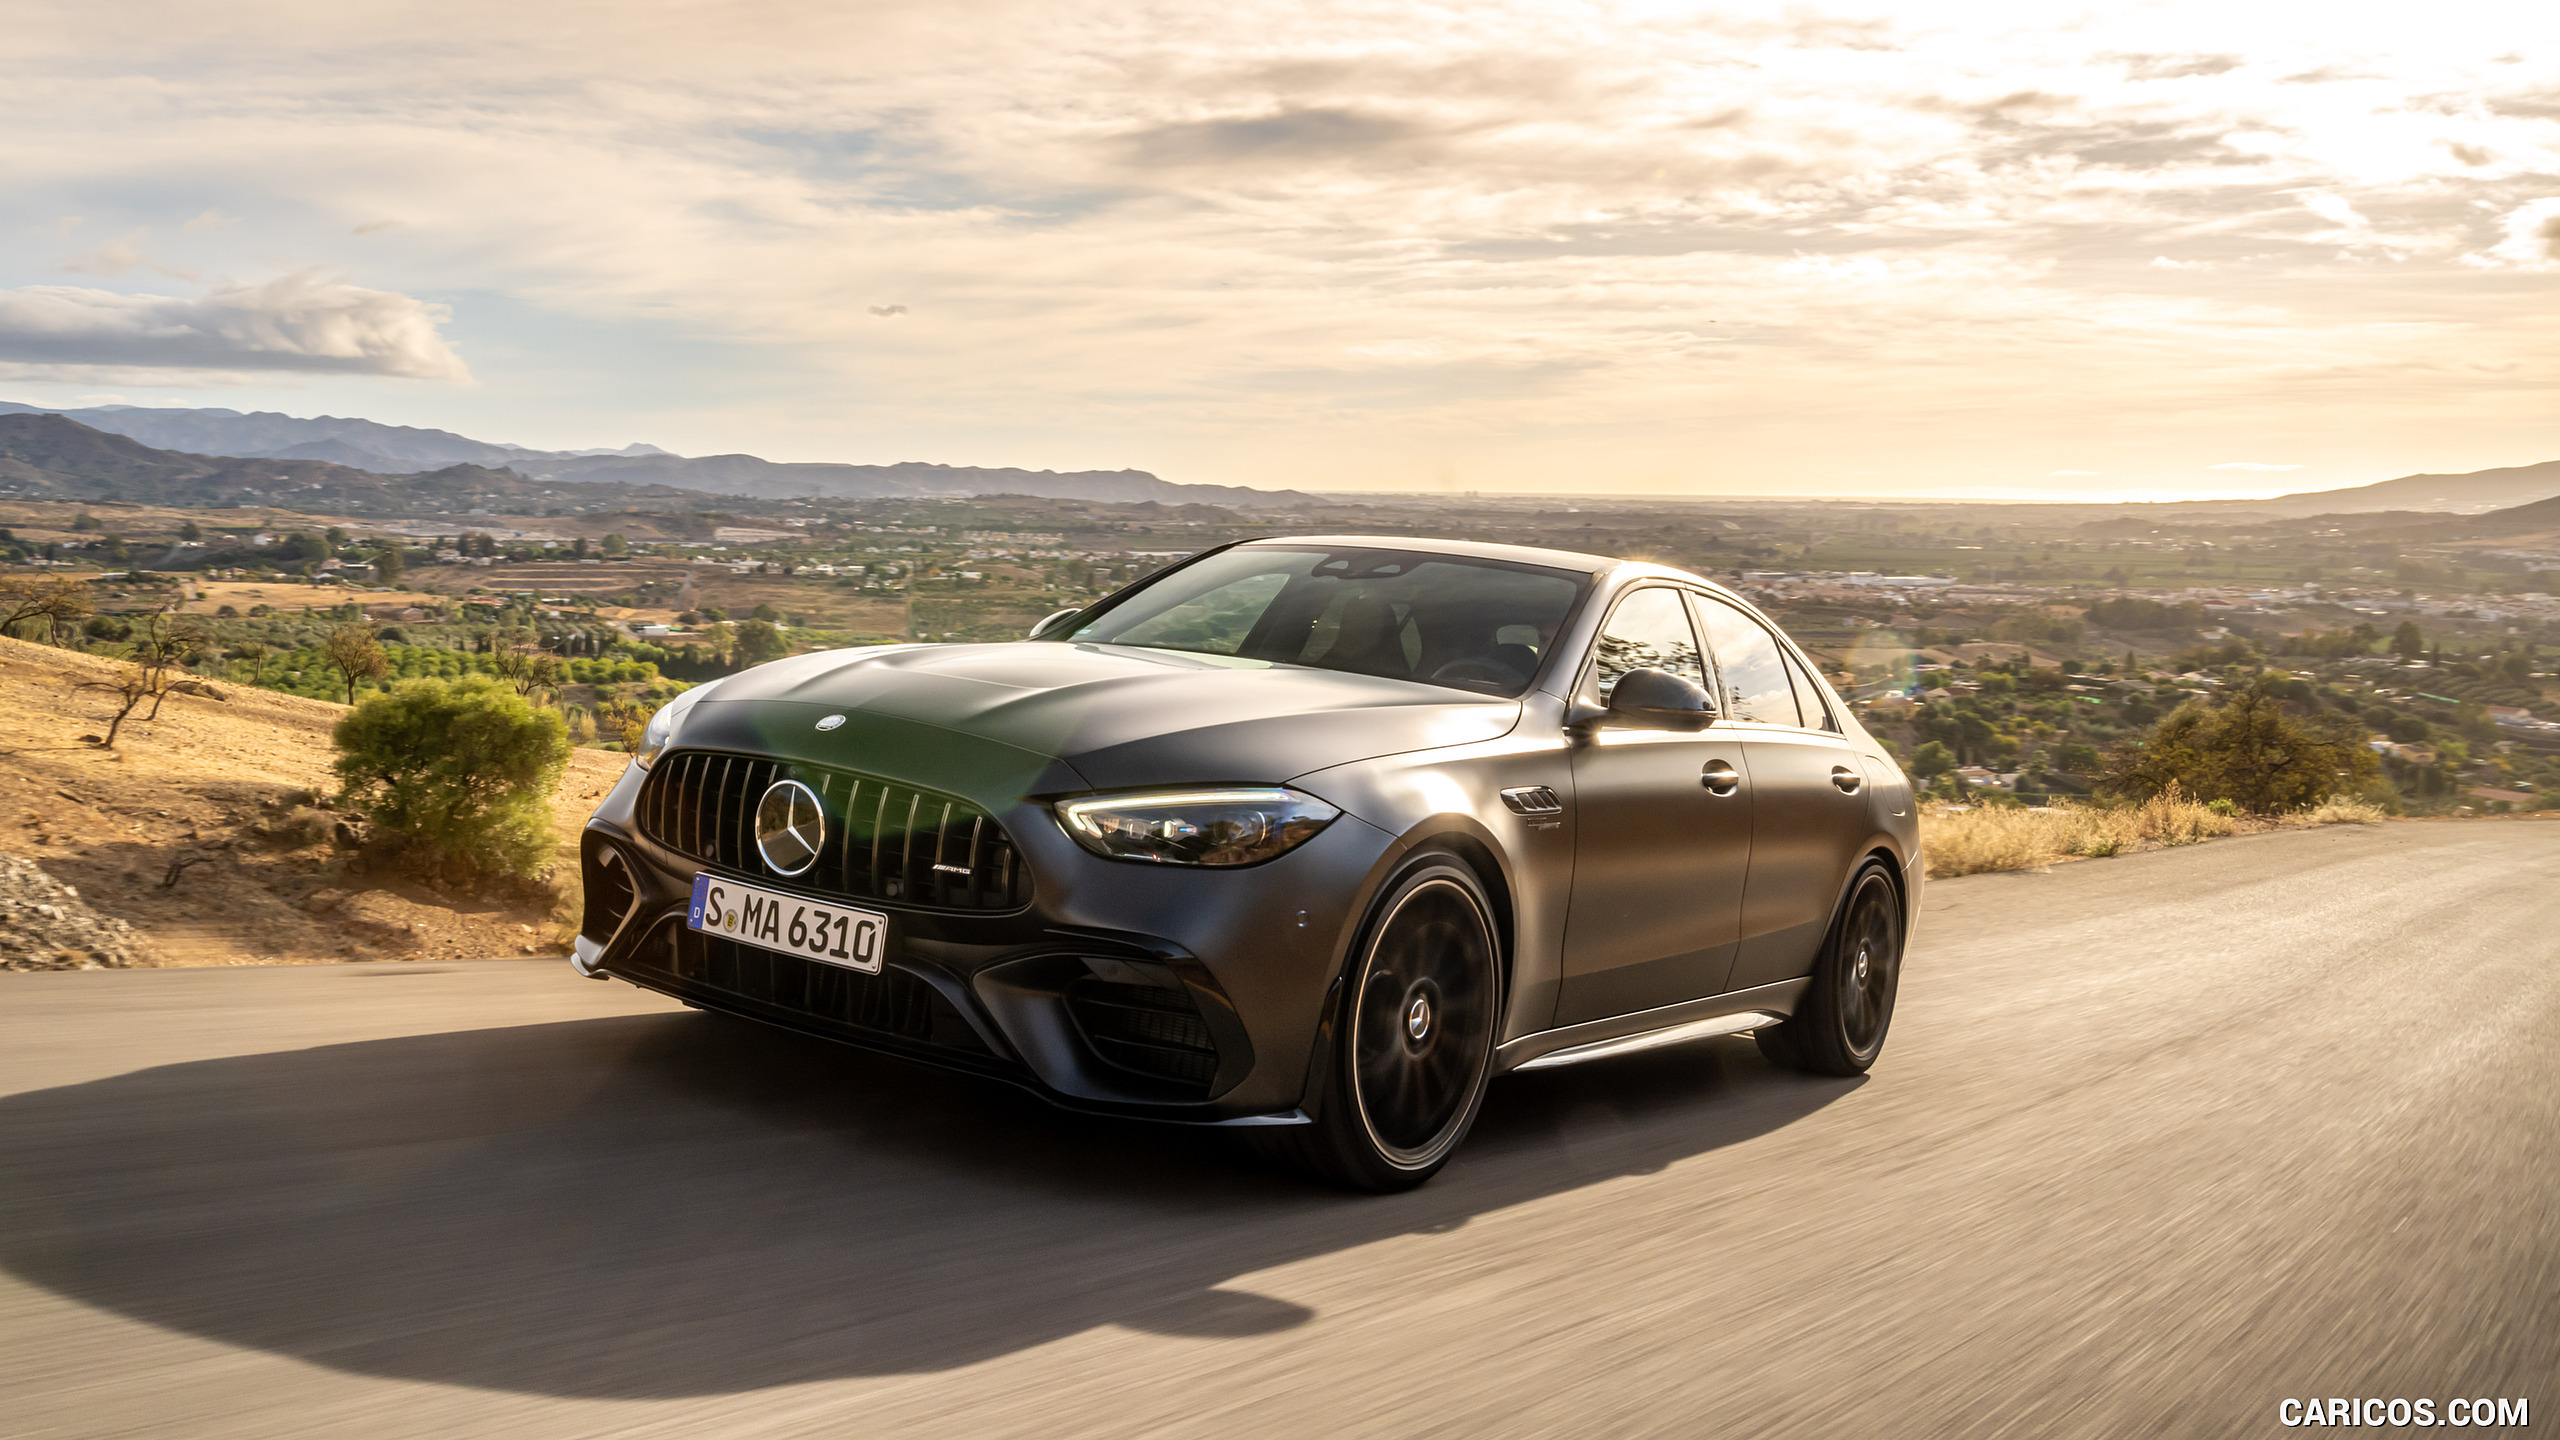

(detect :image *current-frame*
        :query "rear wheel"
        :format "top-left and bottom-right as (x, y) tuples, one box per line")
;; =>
(1264, 858), (1500, 1192)
(1757, 862), (1902, 1076)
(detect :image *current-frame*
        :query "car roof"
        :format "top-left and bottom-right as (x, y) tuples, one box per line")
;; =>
(1235, 533), (1690, 582)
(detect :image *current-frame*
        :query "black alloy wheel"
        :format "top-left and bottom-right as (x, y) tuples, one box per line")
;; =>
(1757, 862), (1903, 1077)
(1267, 857), (1501, 1191)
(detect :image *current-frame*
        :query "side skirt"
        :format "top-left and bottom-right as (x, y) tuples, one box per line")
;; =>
(1494, 977), (1809, 1074)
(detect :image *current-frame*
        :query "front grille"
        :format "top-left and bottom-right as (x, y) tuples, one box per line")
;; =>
(628, 921), (990, 1054)
(1066, 977), (1220, 1093)
(637, 749), (1031, 912)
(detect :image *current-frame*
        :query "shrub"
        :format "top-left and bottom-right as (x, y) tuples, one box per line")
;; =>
(2102, 678), (2378, 814)
(332, 676), (571, 884)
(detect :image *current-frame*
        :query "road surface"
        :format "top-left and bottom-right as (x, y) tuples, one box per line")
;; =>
(3, 819), (2553, 1438)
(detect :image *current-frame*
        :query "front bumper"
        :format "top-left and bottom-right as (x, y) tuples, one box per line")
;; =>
(574, 756), (1395, 1124)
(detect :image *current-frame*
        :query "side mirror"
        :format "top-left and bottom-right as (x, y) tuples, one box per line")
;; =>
(1027, 608), (1082, 640)
(1599, 667), (1716, 732)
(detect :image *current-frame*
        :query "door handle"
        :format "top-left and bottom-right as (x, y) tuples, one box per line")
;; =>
(1701, 761), (1741, 797)
(1830, 765), (1864, 795)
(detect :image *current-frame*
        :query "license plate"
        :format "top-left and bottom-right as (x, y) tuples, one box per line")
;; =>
(687, 874), (886, 975)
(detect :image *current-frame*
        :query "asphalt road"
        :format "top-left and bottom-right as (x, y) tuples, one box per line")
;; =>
(3, 820), (2553, 1439)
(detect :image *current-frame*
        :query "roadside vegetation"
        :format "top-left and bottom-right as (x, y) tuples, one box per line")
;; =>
(1921, 790), (2386, 879)
(332, 676), (573, 887)
(1919, 672), (2403, 878)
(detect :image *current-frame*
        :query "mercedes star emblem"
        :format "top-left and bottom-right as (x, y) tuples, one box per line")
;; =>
(753, 779), (825, 875)
(815, 714), (846, 732)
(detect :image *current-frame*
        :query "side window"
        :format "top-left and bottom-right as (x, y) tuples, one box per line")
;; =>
(1588, 588), (1705, 698)
(1783, 647), (1840, 732)
(1693, 594), (1801, 726)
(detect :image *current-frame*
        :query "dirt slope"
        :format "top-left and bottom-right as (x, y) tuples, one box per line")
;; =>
(0, 635), (625, 966)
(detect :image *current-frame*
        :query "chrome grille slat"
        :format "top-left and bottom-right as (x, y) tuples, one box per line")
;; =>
(637, 750), (1031, 913)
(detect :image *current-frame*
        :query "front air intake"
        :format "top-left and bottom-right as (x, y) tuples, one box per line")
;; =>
(1065, 975), (1221, 1094)
(579, 839), (641, 948)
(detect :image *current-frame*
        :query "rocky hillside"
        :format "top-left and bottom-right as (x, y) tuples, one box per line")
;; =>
(0, 635), (626, 967)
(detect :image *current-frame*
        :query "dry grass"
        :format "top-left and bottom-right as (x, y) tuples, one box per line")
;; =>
(1920, 789), (2386, 879)
(0, 633), (625, 964)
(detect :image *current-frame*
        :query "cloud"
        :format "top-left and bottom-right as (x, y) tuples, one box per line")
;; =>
(2113, 53), (2243, 81)
(2473, 197), (2560, 270)
(2048, 469), (2100, 476)
(868, 304), (908, 317)
(351, 219), (399, 235)
(183, 210), (237, 230)
(0, 0), (2553, 494)
(1120, 106), (1426, 169)
(59, 229), (150, 278)
(2208, 461), (2303, 471)
(0, 272), (469, 381)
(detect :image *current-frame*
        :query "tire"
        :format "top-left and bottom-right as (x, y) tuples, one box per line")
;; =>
(1756, 862), (1903, 1077)
(1262, 857), (1502, 1192)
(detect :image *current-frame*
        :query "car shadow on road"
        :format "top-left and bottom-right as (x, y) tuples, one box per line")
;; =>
(0, 1009), (1859, 1398)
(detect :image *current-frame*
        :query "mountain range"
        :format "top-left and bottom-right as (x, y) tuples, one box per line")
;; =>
(0, 402), (1305, 508)
(2244, 459), (2560, 516)
(0, 400), (2551, 516)
(0, 413), (712, 516)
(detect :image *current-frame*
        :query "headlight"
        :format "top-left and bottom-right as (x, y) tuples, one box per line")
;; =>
(633, 686), (708, 770)
(1055, 787), (1341, 867)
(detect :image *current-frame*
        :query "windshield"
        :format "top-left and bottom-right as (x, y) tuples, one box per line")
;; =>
(1057, 546), (1590, 697)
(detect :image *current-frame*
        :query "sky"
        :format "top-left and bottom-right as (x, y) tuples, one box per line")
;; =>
(2, 0), (2556, 501)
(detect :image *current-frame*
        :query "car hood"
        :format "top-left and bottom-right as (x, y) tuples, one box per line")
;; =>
(685, 642), (1522, 792)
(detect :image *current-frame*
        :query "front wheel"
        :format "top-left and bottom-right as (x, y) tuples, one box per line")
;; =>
(1264, 858), (1501, 1192)
(1757, 862), (1903, 1076)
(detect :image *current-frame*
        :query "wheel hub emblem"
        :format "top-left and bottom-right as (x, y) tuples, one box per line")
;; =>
(1854, 947), (1871, 984)
(1406, 993), (1433, 1042)
(754, 780), (825, 875)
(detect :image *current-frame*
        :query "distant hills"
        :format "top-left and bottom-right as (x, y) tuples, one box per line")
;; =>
(0, 401), (660, 472)
(0, 413), (703, 515)
(4, 399), (2547, 517)
(0, 401), (1305, 508)
(2462, 491), (2560, 532)
(2245, 459), (2560, 517)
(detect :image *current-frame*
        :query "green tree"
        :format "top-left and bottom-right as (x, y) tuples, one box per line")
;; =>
(601, 533), (628, 557)
(2389, 621), (2425, 660)
(333, 676), (570, 883)
(733, 618), (789, 667)
(750, 602), (780, 622)
(1910, 741), (1957, 779)
(71, 513), (102, 533)
(2102, 678), (2380, 813)
(178, 520), (203, 542)
(373, 544), (405, 586)
(322, 623), (391, 703)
